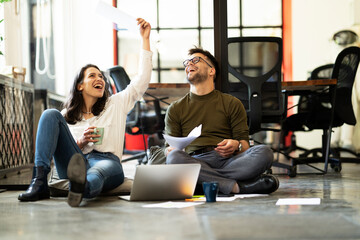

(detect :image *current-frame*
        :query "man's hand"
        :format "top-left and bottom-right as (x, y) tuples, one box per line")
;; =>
(164, 146), (175, 157)
(215, 139), (239, 158)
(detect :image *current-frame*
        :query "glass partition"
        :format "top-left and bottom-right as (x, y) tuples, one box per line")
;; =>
(117, 0), (282, 83)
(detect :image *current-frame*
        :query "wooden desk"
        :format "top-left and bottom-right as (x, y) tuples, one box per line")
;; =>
(147, 83), (189, 97)
(281, 79), (337, 91)
(148, 83), (189, 89)
(281, 79), (338, 111)
(146, 83), (189, 106)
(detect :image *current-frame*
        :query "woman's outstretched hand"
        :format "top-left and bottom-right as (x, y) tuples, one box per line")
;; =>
(137, 18), (151, 51)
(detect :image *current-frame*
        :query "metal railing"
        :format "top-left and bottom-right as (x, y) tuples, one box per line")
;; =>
(0, 75), (34, 176)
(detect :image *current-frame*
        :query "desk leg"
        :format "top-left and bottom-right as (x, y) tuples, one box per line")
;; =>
(323, 129), (331, 173)
(324, 84), (337, 173)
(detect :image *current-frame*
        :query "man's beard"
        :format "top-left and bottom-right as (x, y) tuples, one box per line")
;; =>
(186, 71), (207, 84)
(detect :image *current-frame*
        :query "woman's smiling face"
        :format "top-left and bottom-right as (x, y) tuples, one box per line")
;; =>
(77, 67), (105, 99)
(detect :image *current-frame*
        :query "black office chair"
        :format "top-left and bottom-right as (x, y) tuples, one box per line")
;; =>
(107, 66), (165, 164)
(228, 37), (284, 134)
(284, 64), (335, 154)
(309, 65), (360, 161)
(227, 36), (292, 175)
(310, 64), (334, 79)
(282, 46), (360, 174)
(299, 64), (335, 112)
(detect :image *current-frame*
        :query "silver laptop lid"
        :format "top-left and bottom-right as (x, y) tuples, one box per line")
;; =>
(130, 164), (201, 201)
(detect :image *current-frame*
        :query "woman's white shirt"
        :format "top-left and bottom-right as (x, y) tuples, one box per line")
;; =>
(67, 49), (153, 160)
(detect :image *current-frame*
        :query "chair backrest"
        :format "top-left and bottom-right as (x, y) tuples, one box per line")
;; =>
(332, 46), (360, 126)
(106, 66), (165, 137)
(107, 66), (131, 92)
(101, 71), (114, 95)
(227, 36), (284, 134)
(106, 66), (139, 130)
(310, 64), (334, 80)
(298, 64), (335, 113)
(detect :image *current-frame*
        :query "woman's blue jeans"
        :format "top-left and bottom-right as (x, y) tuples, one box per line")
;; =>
(35, 109), (124, 198)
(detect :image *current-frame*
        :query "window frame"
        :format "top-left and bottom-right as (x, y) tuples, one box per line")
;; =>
(116, 0), (283, 84)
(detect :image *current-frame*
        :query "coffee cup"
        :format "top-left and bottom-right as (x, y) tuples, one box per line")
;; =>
(94, 127), (104, 145)
(202, 181), (219, 202)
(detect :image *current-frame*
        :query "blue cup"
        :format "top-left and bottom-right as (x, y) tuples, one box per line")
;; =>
(202, 181), (219, 202)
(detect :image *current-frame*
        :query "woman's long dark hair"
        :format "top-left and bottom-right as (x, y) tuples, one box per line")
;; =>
(63, 64), (110, 124)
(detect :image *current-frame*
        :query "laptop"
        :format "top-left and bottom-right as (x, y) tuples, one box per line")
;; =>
(120, 164), (201, 201)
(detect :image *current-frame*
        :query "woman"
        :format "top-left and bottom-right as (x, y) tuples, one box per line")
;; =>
(18, 18), (152, 207)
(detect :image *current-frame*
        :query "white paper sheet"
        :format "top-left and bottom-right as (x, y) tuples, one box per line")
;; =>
(186, 196), (238, 202)
(276, 198), (321, 205)
(235, 194), (269, 199)
(96, 0), (138, 34)
(118, 196), (131, 201)
(186, 194), (268, 202)
(163, 124), (202, 150)
(119, 194), (267, 203)
(216, 196), (238, 202)
(142, 201), (204, 208)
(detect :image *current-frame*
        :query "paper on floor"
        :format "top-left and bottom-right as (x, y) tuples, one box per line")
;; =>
(142, 201), (204, 208)
(235, 194), (269, 198)
(120, 193), (268, 204)
(186, 196), (237, 202)
(276, 198), (321, 205)
(186, 194), (268, 202)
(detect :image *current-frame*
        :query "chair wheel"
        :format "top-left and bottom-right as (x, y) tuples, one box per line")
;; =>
(288, 166), (297, 177)
(331, 163), (342, 172)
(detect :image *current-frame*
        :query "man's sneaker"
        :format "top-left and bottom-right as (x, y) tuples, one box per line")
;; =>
(238, 174), (279, 194)
(67, 153), (87, 207)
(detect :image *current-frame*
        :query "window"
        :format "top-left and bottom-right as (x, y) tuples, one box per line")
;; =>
(117, 0), (282, 83)
(30, 0), (56, 90)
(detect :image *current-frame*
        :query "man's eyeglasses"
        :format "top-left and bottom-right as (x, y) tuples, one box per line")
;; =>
(183, 56), (213, 68)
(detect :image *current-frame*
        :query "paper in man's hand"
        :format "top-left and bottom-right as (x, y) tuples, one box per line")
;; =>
(163, 124), (202, 150)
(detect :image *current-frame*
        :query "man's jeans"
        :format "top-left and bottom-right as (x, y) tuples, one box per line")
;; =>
(166, 145), (273, 194)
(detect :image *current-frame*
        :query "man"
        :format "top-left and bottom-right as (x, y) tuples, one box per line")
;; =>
(164, 47), (279, 195)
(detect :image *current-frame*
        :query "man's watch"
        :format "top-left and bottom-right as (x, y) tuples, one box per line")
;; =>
(238, 141), (242, 152)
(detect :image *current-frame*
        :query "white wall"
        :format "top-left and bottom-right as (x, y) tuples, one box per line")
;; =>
(292, 0), (355, 80)
(3, 1), (23, 67)
(1, 0), (114, 96)
(292, 0), (359, 149)
(53, 0), (113, 96)
(2, 0), (30, 81)
(0, 2), (4, 68)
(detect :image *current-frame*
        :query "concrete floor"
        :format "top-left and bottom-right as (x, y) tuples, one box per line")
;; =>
(1, 159), (360, 240)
